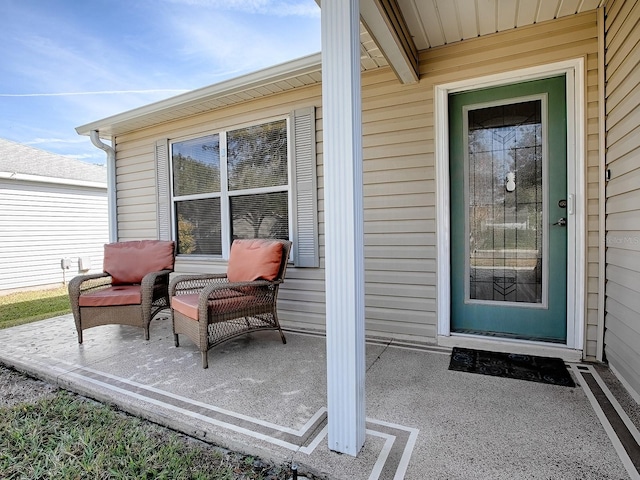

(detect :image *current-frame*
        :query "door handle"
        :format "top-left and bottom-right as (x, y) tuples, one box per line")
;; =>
(553, 217), (567, 227)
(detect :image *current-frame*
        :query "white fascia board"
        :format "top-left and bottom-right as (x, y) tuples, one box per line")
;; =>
(0, 171), (106, 189)
(76, 53), (323, 137)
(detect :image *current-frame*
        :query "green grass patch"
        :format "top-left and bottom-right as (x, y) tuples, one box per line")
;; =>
(0, 286), (71, 329)
(0, 390), (285, 479)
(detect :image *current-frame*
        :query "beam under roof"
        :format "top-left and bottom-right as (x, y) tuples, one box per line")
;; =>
(359, 0), (418, 84)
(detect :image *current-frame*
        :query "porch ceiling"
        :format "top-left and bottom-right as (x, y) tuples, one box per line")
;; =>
(360, 0), (605, 83)
(395, 0), (604, 50)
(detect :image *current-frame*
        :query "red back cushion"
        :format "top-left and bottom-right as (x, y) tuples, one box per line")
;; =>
(226, 239), (283, 283)
(103, 240), (175, 285)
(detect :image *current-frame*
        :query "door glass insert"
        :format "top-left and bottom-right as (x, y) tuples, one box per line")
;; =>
(466, 99), (544, 305)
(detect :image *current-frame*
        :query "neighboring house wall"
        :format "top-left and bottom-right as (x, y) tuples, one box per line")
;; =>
(0, 139), (109, 292)
(112, 13), (601, 346)
(0, 179), (108, 291)
(603, 0), (640, 396)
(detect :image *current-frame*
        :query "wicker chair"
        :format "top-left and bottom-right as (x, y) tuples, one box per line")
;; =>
(170, 238), (292, 368)
(69, 240), (175, 343)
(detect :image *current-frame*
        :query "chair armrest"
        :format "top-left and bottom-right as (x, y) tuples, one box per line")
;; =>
(141, 269), (172, 288)
(68, 273), (112, 299)
(140, 269), (173, 308)
(170, 273), (228, 296)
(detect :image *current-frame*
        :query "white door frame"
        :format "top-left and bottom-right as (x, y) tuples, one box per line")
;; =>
(434, 58), (586, 360)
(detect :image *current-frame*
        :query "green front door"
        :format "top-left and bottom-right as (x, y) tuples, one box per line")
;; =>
(449, 76), (568, 343)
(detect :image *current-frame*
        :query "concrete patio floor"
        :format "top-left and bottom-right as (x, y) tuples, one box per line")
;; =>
(0, 314), (638, 479)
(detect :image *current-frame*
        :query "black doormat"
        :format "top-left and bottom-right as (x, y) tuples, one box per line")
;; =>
(449, 347), (575, 387)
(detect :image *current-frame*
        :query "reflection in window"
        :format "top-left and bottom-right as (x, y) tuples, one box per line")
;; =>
(171, 120), (289, 257)
(172, 135), (220, 197)
(175, 198), (222, 255)
(467, 100), (543, 303)
(230, 192), (288, 240)
(227, 120), (288, 191)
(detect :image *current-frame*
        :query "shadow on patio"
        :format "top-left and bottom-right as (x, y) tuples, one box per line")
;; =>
(0, 313), (638, 479)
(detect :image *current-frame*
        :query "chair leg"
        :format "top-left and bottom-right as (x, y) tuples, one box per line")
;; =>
(144, 327), (150, 341)
(279, 329), (287, 344)
(201, 351), (208, 369)
(77, 330), (83, 344)
(174, 334), (180, 347)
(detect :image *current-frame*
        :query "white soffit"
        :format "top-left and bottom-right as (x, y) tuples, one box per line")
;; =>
(397, 0), (605, 50)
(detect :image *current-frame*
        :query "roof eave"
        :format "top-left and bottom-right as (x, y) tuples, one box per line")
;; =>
(75, 52), (323, 138)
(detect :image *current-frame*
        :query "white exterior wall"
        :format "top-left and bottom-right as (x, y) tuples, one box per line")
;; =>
(0, 179), (109, 291)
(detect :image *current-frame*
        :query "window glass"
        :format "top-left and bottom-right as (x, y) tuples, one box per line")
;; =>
(172, 135), (220, 196)
(175, 198), (221, 255)
(227, 120), (288, 191)
(171, 120), (289, 257)
(230, 192), (289, 240)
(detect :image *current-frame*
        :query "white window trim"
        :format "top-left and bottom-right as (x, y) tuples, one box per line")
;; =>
(169, 116), (291, 260)
(434, 58), (586, 358)
(155, 107), (319, 268)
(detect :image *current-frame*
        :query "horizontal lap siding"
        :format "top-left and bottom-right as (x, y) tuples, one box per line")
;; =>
(114, 87), (329, 332)
(360, 72), (435, 339)
(112, 12), (600, 344)
(0, 180), (108, 291)
(604, 0), (640, 395)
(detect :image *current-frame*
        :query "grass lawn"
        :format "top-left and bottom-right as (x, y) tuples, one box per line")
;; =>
(0, 287), (313, 479)
(0, 286), (71, 329)
(0, 389), (290, 479)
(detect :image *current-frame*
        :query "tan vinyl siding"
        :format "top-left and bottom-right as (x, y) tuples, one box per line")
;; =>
(604, 0), (640, 395)
(114, 86), (327, 333)
(112, 11), (601, 344)
(360, 70), (436, 339)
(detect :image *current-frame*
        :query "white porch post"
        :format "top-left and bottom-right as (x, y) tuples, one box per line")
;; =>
(321, 0), (366, 456)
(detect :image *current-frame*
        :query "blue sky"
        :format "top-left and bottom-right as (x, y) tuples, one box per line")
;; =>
(0, 0), (321, 165)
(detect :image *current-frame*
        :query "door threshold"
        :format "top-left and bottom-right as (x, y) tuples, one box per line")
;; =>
(438, 333), (583, 362)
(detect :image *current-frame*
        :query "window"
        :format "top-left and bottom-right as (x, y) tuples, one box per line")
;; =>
(156, 107), (318, 266)
(171, 119), (289, 256)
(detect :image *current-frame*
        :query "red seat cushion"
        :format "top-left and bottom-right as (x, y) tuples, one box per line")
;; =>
(103, 240), (175, 285)
(171, 288), (257, 321)
(226, 239), (283, 283)
(79, 285), (141, 307)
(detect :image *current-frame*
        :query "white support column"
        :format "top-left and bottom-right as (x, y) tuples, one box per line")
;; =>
(321, 0), (366, 457)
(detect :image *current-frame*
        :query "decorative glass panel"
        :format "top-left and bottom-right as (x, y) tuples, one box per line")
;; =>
(467, 100), (543, 304)
(227, 120), (288, 191)
(230, 192), (289, 240)
(175, 198), (221, 255)
(172, 135), (220, 196)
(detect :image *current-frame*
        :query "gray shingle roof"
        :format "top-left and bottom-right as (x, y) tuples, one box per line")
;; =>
(0, 138), (106, 185)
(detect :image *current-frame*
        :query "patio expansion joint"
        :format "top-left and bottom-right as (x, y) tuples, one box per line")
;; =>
(0, 346), (418, 480)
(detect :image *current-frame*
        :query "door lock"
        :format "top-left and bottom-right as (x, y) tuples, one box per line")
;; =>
(553, 217), (567, 227)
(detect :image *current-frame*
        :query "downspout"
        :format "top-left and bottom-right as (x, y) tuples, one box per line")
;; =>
(90, 130), (117, 243)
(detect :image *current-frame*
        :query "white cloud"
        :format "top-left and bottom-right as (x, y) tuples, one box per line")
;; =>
(0, 90), (190, 97)
(161, 0), (320, 17)
(24, 137), (88, 145)
(0, 0), (320, 162)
